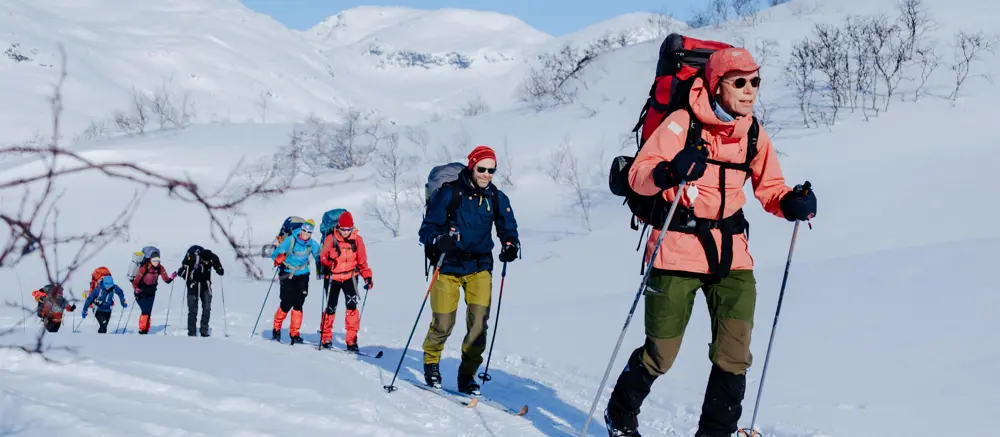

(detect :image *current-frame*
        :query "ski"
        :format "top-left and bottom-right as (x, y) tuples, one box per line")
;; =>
(324, 346), (383, 359)
(403, 378), (528, 416)
(410, 381), (479, 409)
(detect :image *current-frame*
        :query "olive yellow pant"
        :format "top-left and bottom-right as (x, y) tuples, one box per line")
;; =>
(422, 270), (491, 377)
(640, 269), (757, 376)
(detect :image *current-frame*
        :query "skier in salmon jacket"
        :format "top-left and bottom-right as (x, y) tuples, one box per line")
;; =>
(603, 48), (817, 437)
(83, 275), (127, 334)
(318, 211), (373, 351)
(418, 145), (520, 395)
(270, 219), (322, 344)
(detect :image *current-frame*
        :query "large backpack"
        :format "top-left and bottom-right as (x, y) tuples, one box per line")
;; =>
(261, 216), (307, 258)
(126, 246), (159, 282)
(38, 284), (66, 319)
(83, 266), (113, 309)
(421, 162), (501, 277)
(608, 33), (760, 281)
(319, 208), (347, 245)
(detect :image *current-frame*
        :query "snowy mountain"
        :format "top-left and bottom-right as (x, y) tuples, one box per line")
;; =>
(1, 1), (684, 145)
(3, 0), (999, 436)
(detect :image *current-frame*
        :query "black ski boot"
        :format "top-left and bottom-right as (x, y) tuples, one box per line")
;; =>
(604, 346), (658, 437)
(346, 343), (359, 353)
(696, 364), (746, 437)
(320, 341), (333, 349)
(188, 331), (196, 337)
(457, 374), (480, 396)
(424, 363), (442, 388)
(604, 406), (641, 437)
(289, 335), (303, 345)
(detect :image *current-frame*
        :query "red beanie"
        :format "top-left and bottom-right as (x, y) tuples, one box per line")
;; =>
(467, 145), (497, 169)
(338, 211), (354, 228)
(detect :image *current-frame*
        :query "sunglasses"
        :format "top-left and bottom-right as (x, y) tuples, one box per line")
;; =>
(728, 77), (761, 89)
(476, 166), (496, 174)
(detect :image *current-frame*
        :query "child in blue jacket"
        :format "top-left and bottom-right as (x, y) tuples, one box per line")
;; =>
(270, 219), (322, 344)
(83, 275), (128, 334)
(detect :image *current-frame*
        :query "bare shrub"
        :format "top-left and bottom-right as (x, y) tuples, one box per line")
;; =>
(365, 133), (417, 237)
(548, 137), (592, 231)
(494, 137), (516, 190)
(461, 95), (491, 117)
(647, 8), (682, 37)
(784, 40), (819, 127)
(947, 30), (999, 100)
(517, 43), (590, 109)
(403, 126), (431, 162)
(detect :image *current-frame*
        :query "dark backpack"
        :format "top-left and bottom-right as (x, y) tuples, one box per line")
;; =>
(608, 33), (760, 281)
(261, 216), (306, 258)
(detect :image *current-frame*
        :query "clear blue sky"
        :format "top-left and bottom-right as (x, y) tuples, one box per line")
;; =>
(239, 0), (703, 36)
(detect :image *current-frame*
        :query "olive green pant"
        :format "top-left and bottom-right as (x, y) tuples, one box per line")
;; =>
(640, 269), (757, 376)
(422, 270), (492, 377)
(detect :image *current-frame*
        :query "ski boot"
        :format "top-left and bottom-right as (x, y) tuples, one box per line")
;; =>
(346, 343), (359, 353)
(320, 341), (333, 349)
(424, 363), (442, 388)
(289, 335), (303, 345)
(271, 329), (281, 341)
(457, 374), (481, 396)
(604, 406), (641, 437)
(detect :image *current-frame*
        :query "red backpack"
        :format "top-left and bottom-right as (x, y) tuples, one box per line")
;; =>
(608, 33), (760, 278)
(85, 266), (113, 308)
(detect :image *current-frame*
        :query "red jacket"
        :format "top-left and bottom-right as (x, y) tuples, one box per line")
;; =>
(319, 228), (373, 282)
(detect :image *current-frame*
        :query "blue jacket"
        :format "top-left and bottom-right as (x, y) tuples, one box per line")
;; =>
(419, 169), (519, 276)
(272, 234), (322, 277)
(83, 284), (126, 314)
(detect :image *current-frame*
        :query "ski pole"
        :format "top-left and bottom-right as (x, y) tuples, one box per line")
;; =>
(117, 296), (134, 334)
(580, 176), (694, 437)
(250, 268), (279, 339)
(164, 280), (176, 335)
(384, 250), (448, 393)
(478, 261), (508, 384)
(220, 279), (229, 337)
(738, 186), (812, 437)
(359, 278), (370, 323)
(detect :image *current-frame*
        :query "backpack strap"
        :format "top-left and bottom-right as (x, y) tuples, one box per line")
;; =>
(665, 115), (760, 284)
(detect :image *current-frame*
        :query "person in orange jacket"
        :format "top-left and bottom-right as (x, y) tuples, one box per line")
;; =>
(318, 211), (373, 351)
(604, 47), (817, 437)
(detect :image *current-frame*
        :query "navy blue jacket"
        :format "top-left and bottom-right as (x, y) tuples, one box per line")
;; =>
(419, 169), (518, 276)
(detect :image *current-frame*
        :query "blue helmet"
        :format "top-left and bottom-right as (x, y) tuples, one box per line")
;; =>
(101, 275), (114, 288)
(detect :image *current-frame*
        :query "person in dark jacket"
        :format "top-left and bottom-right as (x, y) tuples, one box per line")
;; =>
(83, 275), (127, 334)
(418, 145), (519, 395)
(176, 245), (224, 337)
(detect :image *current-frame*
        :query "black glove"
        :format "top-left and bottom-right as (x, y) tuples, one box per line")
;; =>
(435, 233), (459, 254)
(653, 145), (708, 189)
(780, 181), (816, 221)
(69, 304), (76, 311)
(364, 277), (373, 290)
(216, 266), (224, 276)
(498, 240), (519, 263)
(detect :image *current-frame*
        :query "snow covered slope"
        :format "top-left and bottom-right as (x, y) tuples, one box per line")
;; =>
(1, 1), (678, 145)
(0, 0), (349, 144)
(2, 0), (999, 435)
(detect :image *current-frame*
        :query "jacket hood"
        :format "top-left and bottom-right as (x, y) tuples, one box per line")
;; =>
(688, 76), (753, 140)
